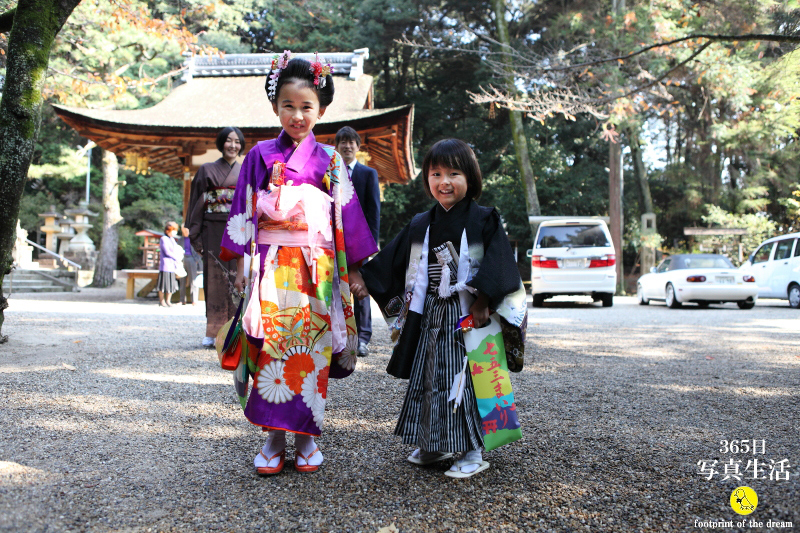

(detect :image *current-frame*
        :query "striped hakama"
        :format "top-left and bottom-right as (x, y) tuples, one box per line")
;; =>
(394, 245), (484, 453)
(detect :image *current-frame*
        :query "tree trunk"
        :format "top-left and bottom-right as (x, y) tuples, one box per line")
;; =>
(91, 150), (123, 288)
(630, 129), (654, 214)
(491, 0), (541, 237)
(0, 0), (82, 343)
(609, 142), (624, 294)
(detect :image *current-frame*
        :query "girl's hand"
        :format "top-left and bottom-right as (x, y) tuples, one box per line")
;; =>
(348, 270), (368, 300)
(469, 292), (490, 328)
(234, 272), (246, 296)
(233, 257), (246, 296)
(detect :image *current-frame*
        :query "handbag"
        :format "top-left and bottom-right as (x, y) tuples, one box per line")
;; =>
(215, 298), (249, 370)
(175, 263), (187, 279)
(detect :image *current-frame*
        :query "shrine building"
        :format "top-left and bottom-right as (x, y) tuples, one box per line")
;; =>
(52, 49), (416, 218)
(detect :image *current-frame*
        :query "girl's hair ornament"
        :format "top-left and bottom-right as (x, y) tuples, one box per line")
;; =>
(310, 52), (332, 89)
(267, 49), (293, 101)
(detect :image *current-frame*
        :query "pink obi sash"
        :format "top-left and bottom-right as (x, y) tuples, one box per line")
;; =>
(255, 183), (333, 255)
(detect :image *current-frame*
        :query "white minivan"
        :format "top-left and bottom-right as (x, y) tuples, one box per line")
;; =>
(527, 218), (617, 307)
(740, 232), (800, 308)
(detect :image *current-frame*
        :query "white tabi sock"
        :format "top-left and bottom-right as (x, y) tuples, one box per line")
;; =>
(450, 449), (483, 474)
(254, 430), (286, 469)
(294, 434), (324, 467)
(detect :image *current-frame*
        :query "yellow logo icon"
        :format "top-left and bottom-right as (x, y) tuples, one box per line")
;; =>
(730, 486), (758, 515)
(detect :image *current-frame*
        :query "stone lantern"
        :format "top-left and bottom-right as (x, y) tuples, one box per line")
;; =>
(64, 201), (98, 254)
(39, 205), (62, 253)
(55, 216), (76, 256)
(63, 201), (98, 270)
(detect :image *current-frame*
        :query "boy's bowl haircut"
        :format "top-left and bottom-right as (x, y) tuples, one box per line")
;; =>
(421, 138), (482, 200)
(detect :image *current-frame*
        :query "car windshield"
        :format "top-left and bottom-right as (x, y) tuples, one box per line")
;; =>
(536, 225), (610, 248)
(676, 256), (734, 269)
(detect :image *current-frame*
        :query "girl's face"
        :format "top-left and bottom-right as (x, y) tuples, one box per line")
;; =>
(222, 132), (241, 163)
(427, 164), (468, 210)
(271, 80), (326, 143)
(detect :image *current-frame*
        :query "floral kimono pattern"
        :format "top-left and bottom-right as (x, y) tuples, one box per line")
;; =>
(220, 131), (377, 436)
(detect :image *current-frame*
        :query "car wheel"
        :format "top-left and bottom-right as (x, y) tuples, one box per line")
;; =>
(532, 294), (545, 307)
(789, 284), (800, 309)
(697, 301), (710, 309)
(637, 283), (649, 305)
(601, 293), (613, 307)
(737, 301), (755, 310)
(666, 283), (682, 308)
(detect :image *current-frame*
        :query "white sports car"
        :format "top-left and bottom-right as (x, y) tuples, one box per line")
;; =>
(637, 254), (758, 309)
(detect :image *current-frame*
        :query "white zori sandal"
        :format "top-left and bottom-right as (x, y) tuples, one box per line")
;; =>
(407, 448), (454, 465)
(444, 450), (489, 479)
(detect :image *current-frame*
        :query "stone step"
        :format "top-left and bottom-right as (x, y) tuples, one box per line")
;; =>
(4, 285), (66, 294)
(3, 269), (78, 294)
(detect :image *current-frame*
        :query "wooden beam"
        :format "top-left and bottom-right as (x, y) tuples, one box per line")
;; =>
(684, 227), (748, 236)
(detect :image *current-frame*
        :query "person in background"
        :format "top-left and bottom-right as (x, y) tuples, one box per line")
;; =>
(186, 127), (246, 347)
(157, 221), (184, 308)
(179, 226), (202, 305)
(335, 126), (380, 358)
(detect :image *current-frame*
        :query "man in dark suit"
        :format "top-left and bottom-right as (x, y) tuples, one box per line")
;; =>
(335, 126), (380, 357)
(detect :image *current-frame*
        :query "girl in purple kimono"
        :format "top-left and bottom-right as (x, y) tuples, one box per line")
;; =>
(219, 52), (377, 475)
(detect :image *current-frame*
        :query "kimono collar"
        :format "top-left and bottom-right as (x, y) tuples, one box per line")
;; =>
(263, 130), (329, 185)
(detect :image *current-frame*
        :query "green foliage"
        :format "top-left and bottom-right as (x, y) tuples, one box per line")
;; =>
(701, 204), (778, 258)
(120, 197), (181, 232)
(18, 191), (64, 238)
(118, 169), (183, 211)
(116, 225), (141, 269)
(380, 179), (431, 246)
(198, 30), (250, 54)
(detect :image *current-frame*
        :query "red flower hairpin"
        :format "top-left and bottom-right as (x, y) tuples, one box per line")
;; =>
(310, 52), (332, 89)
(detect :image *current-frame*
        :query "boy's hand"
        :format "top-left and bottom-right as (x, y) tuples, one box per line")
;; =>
(349, 269), (368, 300)
(469, 292), (490, 328)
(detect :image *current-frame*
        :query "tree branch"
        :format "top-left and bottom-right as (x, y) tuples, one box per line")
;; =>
(400, 32), (800, 75)
(596, 42), (713, 105)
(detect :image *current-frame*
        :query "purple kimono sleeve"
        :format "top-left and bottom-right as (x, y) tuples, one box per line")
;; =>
(219, 151), (263, 261)
(335, 157), (378, 264)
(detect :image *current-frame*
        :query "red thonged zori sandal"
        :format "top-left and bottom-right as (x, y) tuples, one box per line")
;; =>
(256, 449), (285, 475)
(294, 447), (321, 472)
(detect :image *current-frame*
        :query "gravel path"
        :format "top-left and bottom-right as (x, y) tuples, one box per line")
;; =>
(1, 289), (798, 532)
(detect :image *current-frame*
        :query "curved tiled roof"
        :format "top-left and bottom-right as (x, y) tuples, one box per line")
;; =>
(52, 49), (416, 198)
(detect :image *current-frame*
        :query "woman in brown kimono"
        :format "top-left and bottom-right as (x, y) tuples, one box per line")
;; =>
(186, 127), (246, 347)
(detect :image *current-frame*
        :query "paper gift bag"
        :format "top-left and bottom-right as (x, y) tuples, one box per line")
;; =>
(459, 313), (522, 451)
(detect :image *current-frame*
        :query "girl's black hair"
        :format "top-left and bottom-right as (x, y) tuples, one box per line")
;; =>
(265, 57), (335, 107)
(421, 138), (483, 200)
(215, 127), (246, 155)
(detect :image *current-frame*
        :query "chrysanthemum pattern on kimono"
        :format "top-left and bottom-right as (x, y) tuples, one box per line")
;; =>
(219, 131), (377, 436)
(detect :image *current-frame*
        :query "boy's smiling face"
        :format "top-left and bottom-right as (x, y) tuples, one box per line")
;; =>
(427, 164), (468, 210)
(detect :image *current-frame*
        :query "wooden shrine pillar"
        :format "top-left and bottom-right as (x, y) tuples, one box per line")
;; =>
(182, 169), (192, 224)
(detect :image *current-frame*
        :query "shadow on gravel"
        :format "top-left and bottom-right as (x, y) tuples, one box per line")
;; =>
(1, 296), (797, 532)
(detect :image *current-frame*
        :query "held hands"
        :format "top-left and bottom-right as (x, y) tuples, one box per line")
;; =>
(234, 272), (246, 296)
(349, 270), (368, 300)
(469, 292), (490, 328)
(233, 257), (246, 296)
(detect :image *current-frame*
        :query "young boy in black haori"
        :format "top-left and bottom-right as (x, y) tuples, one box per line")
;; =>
(349, 138), (528, 478)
